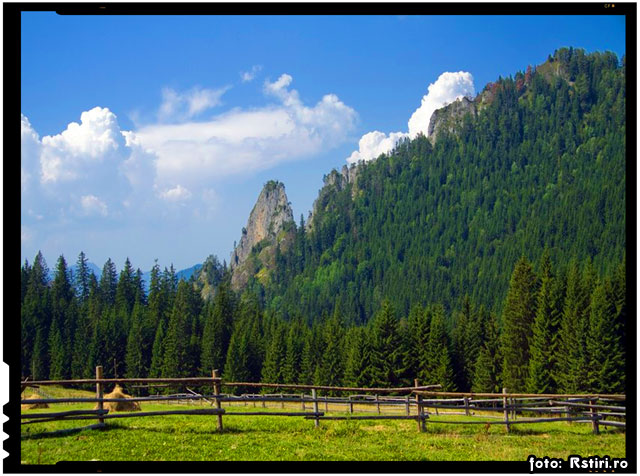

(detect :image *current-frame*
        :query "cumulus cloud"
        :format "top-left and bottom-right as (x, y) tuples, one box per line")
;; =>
(80, 195), (108, 217)
(241, 65), (262, 82)
(39, 107), (125, 183)
(346, 71), (475, 164)
(346, 131), (408, 165)
(158, 86), (230, 122)
(407, 71), (475, 138)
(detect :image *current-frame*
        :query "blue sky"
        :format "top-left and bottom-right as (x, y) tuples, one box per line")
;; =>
(21, 14), (626, 273)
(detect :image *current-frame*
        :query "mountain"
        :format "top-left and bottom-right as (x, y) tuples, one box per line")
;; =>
(228, 180), (295, 291)
(231, 47), (625, 324)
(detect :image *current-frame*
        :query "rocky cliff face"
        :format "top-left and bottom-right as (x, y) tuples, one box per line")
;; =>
(230, 180), (294, 290)
(427, 96), (477, 143)
(307, 163), (360, 231)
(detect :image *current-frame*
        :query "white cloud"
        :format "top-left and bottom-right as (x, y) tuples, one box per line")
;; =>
(158, 86), (230, 122)
(21, 114), (41, 192)
(241, 65), (262, 82)
(39, 107), (125, 183)
(346, 71), (475, 163)
(80, 194), (108, 217)
(136, 73), (357, 191)
(346, 131), (408, 165)
(407, 71), (475, 139)
(21, 74), (357, 256)
(160, 184), (192, 203)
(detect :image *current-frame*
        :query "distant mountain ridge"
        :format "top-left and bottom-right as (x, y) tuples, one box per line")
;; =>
(42, 259), (202, 292)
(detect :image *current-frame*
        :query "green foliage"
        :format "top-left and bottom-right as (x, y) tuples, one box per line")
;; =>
(500, 256), (538, 392)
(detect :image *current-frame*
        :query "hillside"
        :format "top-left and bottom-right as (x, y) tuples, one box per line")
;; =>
(235, 47), (625, 323)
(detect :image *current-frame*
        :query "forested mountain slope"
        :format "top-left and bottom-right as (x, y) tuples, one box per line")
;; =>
(248, 47), (626, 324)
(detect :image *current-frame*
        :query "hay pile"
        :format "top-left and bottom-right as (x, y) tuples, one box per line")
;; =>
(96, 384), (141, 412)
(21, 394), (49, 410)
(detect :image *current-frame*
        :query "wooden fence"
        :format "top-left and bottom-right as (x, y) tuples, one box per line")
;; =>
(21, 368), (625, 436)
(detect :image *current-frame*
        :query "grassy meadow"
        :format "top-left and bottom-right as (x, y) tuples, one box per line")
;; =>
(20, 388), (626, 464)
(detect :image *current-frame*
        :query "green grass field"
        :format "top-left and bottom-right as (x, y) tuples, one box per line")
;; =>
(21, 396), (626, 463)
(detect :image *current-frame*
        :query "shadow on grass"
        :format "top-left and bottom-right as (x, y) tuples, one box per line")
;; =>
(21, 421), (251, 440)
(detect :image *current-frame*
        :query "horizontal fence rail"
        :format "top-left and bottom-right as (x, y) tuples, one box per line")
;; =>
(20, 367), (625, 436)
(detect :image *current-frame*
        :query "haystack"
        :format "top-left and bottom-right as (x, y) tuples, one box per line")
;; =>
(21, 393), (49, 410)
(96, 384), (141, 412)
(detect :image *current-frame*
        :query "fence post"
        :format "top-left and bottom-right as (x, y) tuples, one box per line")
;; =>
(301, 394), (305, 411)
(464, 397), (470, 416)
(502, 387), (510, 433)
(589, 400), (600, 435)
(212, 370), (223, 432)
(349, 395), (353, 414)
(376, 394), (380, 414)
(312, 388), (319, 428)
(281, 393), (284, 409)
(96, 366), (104, 426)
(417, 394), (425, 432)
(406, 395), (411, 415)
(325, 397), (328, 412)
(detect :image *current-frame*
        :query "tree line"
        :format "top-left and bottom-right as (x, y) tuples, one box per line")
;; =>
(21, 250), (625, 394)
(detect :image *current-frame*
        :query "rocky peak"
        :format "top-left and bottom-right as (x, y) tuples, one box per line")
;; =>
(307, 163), (361, 231)
(230, 180), (294, 271)
(427, 96), (477, 143)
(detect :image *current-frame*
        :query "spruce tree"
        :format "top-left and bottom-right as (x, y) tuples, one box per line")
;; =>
(149, 319), (166, 378)
(501, 256), (538, 392)
(369, 300), (405, 387)
(555, 259), (590, 392)
(125, 300), (146, 379)
(162, 281), (196, 378)
(425, 305), (456, 390)
(261, 323), (286, 384)
(585, 282), (625, 393)
(317, 309), (345, 389)
(526, 251), (561, 393)
(74, 251), (91, 304)
(99, 258), (118, 307)
(200, 281), (234, 373)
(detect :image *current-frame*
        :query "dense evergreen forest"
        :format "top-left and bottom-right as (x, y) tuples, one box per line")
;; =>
(20, 251), (626, 393)
(20, 48), (627, 394)
(258, 47), (626, 322)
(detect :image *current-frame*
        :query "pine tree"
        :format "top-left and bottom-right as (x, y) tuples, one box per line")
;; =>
(74, 251), (91, 304)
(501, 256), (538, 392)
(317, 309), (345, 390)
(162, 281), (197, 378)
(408, 304), (432, 385)
(200, 281), (234, 373)
(282, 317), (306, 385)
(343, 326), (369, 387)
(22, 252), (50, 378)
(555, 259), (590, 392)
(223, 330), (252, 394)
(526, 251), (561, 393)
(99, 258), (118, 307)
(125, 300), (146, 379)
(149, 319), (166, 378)
(261, 323), (286, 384)
(425, 305), (456, 390)
(49, 255), (76, 380)
(369, 301), (406, 387)
(585, 282), (625, 393)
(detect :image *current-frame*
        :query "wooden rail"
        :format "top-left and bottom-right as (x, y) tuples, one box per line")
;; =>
(20, 369), (625, 436)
